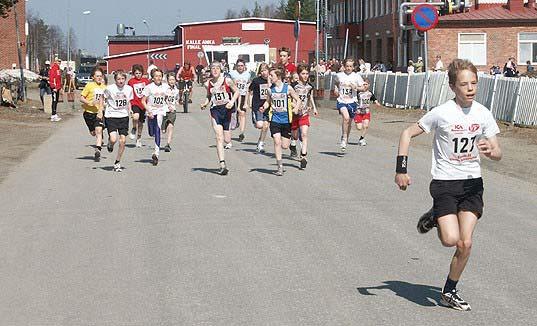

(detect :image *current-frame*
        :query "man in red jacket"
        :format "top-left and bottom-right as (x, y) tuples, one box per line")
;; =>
(48, 58), (62, 122)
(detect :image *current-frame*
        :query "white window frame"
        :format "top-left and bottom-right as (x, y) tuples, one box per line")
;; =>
(458, 32), (487, 66)
(518, 32), (537, 65)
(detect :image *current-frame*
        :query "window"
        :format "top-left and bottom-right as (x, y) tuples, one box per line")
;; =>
(254, 54), (265, 62)
(458, 33), (486, 65)
(238, 54), (250, 62)
(519, 33), (537, 64)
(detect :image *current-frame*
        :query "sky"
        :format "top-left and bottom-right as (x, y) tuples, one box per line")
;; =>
(27, 0), (278, 56)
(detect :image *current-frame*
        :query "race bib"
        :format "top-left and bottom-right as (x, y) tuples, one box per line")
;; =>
(152, 95), (165, 107)
(259, 84), (269, 100)
(236, 81), (248, 95)
(94, 89), (104, 103)
(271, 93), (287, 113)
(447, 123), (481, 163)
(133, 83), (145, 98)
(211, 85), (229, 106)
(114, 92), (129, 109)
(340, 86), (353, 99)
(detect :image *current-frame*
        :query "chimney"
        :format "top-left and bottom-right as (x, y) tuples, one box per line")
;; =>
(507, 0), (525, 11)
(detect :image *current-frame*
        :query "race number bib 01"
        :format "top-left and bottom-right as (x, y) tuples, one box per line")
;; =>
(271, 93), (287, 113)
(259, 84), (269, 100)
(211, 86), (229, 106)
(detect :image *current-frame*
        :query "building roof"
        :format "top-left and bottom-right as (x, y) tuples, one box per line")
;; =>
(439, 6), (537, 21)
(178, 17), (316, 27)
(107, 35), (175, 43)
(103, 44), (182, 60)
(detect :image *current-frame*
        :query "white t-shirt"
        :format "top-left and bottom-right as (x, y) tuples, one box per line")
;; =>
(104, 84), (133, 118)
(165, 85), (180, 112)
(229, 70), (251, 96)
(147, 64), (158, 76)
(435, 60), (444, 71)
(418, 100), (500, 180)
(142, 82), (168, 115)
(336, 72), (364, 104)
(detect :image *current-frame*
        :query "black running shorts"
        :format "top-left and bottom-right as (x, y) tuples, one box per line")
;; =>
(269, 122), (292, 139)
(131, 105), (146, 123)
(83, 111), (104, 132)
(162, 111), (177, 130)
(429, 178), (484, 220)
(238, 95), (248, 112)
(106, 117), (129, 136)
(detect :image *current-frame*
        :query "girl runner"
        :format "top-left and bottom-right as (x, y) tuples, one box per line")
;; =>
(200, 62), (240, 176)
(291, 64), (318, 169)
(395, 59), (502, 311)
(80, 67), (107, 162)
(100, 70), (133, 172)
(229, 58), (252, 142)
(142, 69), (168, 166)
(354, 78), (379, 146)
(127, 64), (151, 147)
(334, 58), (365, 152)
(263, 68), (301, 176)
(247, 63), (271, 153)
(162, 73), (180, 152)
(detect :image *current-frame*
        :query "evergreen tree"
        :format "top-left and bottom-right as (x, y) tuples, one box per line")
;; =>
(0, 0), (17, 18)
(252, 1), (262, 17)
(285, 0), (316, 21)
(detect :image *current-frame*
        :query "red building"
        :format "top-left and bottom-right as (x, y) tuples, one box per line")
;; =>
(105, 18), (317, 73)
(0, 2), (26, 69)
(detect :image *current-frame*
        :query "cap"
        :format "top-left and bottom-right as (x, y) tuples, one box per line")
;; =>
(418, 56), (423, 60)
(45, 60), (50, 65)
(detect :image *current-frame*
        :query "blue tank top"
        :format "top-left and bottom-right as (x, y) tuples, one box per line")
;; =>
(269, 83), (292, 124)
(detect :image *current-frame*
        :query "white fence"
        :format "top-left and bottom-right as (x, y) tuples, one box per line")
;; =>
(318, 72), (537, 126)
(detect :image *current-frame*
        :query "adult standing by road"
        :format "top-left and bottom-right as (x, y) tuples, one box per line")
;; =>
(38, 60), (51, 107)
(48, 58), (62, 122)
(195, 63), (205, 85)
(414, 57), (424, 73)
(503, 57), (517, 77)
(434, 55), (444, 72)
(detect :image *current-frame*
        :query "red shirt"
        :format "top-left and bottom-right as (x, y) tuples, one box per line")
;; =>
(48, 63), (62, 90)
(284, 63), (297, 74)
(128, 77), (150, 109)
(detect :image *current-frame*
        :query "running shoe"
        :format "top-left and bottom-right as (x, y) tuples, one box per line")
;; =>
(164, 144), (171, 152)
(340, 139), (347, 152)
(441, 290), (471, 311)
(129, 128), (136, 140)
(94, 150), (101, 162)
(188, 99), (193, 103)
(152, 154), (159, 166)
(107, 142), (114, 153)
(113, 163), (122, 172)
(417, 208), (436, 234)
(238, 133), (245, 142)
(276, 165), (284, 176)
(136, 140), (142, 148)
(300, 157), (308, 169)
(258, 142), (265, 153)
(224, 142), (233, 150)
(290, 146), (298, 158)
(50, 115), (62, 122)
(219, 165), (229, 176)
(359, 138), (367, 146)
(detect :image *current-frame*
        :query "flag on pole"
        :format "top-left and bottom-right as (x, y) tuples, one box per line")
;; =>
(294, 0), (301, 39)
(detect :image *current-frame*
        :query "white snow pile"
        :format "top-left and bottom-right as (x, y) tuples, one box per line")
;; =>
(0, 69), (40, 83)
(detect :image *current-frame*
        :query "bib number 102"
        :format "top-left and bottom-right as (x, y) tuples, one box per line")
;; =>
(452, 136), (477, 154)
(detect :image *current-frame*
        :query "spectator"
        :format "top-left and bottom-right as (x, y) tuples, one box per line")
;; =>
(315, 59), (326, 76)
(434, 55), (444, 71)
(195, 63), (205, 84)
(526, 60), (534, 73)
(174, 63), (181, 76)
(385, 61), (394, 72)
(490, 64), (502, 76)
(407, 60), (415, 74)
(48, 58), (62, 122)
(414, 57), (424, 73)
(503, 57), (517, 77)
(38, 60), (51, 106)
(358, 59), (366, 73)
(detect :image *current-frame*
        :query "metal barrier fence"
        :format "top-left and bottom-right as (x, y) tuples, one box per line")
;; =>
(315, 72), (537, 126)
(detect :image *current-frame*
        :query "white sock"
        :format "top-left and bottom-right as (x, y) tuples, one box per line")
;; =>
(290, 139), (297, 146)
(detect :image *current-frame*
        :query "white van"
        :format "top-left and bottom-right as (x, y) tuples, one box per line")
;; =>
(203, 44), (269, 73)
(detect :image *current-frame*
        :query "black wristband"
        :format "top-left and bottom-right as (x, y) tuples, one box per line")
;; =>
(396, 155), (408, 174)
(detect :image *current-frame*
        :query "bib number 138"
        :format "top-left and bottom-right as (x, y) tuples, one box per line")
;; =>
(452, 136), (477, 154)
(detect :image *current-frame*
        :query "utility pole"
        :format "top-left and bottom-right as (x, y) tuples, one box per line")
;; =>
(12, 0), (25, 101)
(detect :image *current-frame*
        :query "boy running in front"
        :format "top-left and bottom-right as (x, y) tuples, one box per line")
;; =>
(80, 67), (107, 162)
(395, 59), (502, 311)
(100, 70), (133, 172)
(263, 68), (301, 176)
(128, 64), (150, 148)
(142, 69), (168, 166)
(291, 64), (318, 169)
(354, 78), (379, 146)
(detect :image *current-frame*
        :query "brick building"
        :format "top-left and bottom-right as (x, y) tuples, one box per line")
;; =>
(428, 0), (537, 72)
(0, 1), (27, 69)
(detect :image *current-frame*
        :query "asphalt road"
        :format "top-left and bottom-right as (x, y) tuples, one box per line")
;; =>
(1, 87), (536, 325)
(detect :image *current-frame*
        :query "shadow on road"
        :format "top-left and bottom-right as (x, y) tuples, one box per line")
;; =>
(319, 151), (344, 157)
(242, 142), (258, 146)
(356, 281), (442, 307)
(92, 166), (127, 171)
(239, 148), (274, 158)
(192, 167), (221, 175)
(76, 156), (96, 160)
(134, 159), (154, 164)
(249, 168), (276, 175)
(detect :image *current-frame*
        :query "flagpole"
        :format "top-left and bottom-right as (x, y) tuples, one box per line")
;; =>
(294, 1), (301, 65)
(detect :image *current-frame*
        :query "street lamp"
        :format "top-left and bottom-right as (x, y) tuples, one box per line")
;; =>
(82, 11), (91, 53)
(142, 19), (150, 69)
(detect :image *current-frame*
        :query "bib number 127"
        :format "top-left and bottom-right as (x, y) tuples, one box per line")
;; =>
(452, 136), (477, 154)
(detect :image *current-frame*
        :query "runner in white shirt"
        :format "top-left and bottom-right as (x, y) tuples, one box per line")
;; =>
(229, 58), (252, 142)
(395, 59), (502, 312)
(142, 69), (168, 166)
(100, 70), (134, 172)
(162, 73), (180, 152)
(334, 58), (365, 152)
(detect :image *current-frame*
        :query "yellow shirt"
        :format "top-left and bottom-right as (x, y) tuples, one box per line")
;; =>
(81, 82), (107, 113)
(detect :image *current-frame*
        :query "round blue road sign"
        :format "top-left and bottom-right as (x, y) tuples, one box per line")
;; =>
(411, 4), (439, 32)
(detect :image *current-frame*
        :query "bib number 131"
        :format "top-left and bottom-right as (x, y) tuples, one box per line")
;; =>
(452, 136), (477, 154)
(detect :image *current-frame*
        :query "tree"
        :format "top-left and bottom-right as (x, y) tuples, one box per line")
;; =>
(274, 0), (287, 19)
(252, 1), (262, 17)
(225, 9), (237, 19)
(0, 0), (17, 18)
(239, 7), (251, 18)
(285, 0), (316, 21)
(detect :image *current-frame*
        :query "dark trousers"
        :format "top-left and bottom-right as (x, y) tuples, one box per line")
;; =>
(39, 86), (51, 105)
(51, 90), (60, 115)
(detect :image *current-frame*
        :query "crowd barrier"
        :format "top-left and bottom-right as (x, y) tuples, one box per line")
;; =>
(314, 72), (537, 126)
